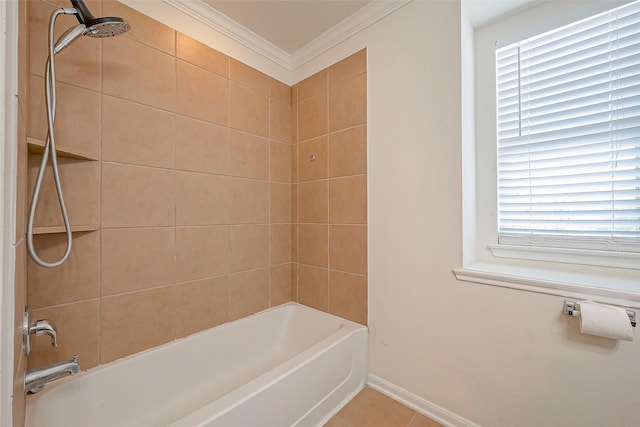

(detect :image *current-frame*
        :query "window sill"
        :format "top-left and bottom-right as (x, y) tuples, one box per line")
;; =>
(488, 243), (640, 270)
(453, 261), (640, 309)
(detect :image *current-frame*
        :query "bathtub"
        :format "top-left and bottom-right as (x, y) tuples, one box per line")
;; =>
(25, 302), (368, 427)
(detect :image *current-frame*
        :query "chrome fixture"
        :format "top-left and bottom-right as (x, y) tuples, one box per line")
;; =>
(563, 300), (636, 327)
(23, 307), (81, 393)
(29, 319), (58, 347)
(23, 306), (58, 356)
(27, 0), (130, 268)
(25, 355), (80, 394)
(71, 0), (130, 38)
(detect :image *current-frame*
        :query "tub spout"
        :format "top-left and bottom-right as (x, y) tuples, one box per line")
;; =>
(25, 354), (80, 394)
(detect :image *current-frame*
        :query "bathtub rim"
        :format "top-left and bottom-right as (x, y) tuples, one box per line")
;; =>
(28, 302), (363, 384)
(26, 302), (368, 418)
(167, 313), (368, 426)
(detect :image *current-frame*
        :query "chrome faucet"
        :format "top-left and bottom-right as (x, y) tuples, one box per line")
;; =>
(22, 306), (81, 393)
(25, 354), (80, 394)
(23, 306), (58, 356)
(29, 319), (58, 347)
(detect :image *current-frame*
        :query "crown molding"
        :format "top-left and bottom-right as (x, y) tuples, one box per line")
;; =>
(291, 0), (411, 69)
(163, 0), (293, 69)
(162, 0), (411, 72)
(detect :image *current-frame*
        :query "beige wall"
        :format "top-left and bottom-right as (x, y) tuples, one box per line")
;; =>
(302, 1), (640, 426)
(292, 50), (368, 325)
(23, 0), (294, 372)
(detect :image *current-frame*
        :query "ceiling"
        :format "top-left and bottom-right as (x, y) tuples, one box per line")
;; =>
(202, 0), (372, 54)
(463, 0), (541, 28)
(164, 0), (541, 69)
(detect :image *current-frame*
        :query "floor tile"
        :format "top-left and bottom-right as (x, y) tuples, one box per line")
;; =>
(325, 387), (444, 427)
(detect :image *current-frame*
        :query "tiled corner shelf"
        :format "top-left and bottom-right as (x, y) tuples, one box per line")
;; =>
(27, 136), (99, 236)
(32, 225), (99, 235)
(27, 137), (98, 161)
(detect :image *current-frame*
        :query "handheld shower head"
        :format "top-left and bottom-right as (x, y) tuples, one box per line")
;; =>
(84, 19), (130, 38)
(50, 1), (130, 56)
(27, 2), (131, 268)
(53, 24), (86, 54)
(70, 0), (130, 38)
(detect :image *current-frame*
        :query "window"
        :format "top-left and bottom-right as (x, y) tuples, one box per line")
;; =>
(495, 0), (640, 256)
(457, 0), (640, 303)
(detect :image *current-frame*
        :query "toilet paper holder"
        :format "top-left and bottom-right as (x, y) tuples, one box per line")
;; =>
(563, 300), (636, 327)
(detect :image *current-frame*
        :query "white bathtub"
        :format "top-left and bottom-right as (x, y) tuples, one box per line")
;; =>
(25, 302), (368, 427)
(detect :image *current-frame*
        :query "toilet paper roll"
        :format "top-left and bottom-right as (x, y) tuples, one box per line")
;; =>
(579, 300), (633, 341)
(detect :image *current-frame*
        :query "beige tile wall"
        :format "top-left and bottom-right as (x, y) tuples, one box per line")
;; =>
(24, 0), (293, 370)
(20, 2), (367, 398)
(292, 50), (368, 325)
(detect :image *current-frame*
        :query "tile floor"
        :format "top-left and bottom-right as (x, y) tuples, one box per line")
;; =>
(325, 387), (444, 427)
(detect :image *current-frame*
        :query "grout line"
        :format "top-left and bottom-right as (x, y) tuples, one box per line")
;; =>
(225, 224), (232, 322)
(296, 262), (366, 277)
(31, 297), (101, 312)
(298, 174), (367, 185)
(176, 55), (229, 81)
(172, 29), (178, 342)
(224, 54), (233, 319)
(97, 32), (104, 365)
(296, 180), (300, 303)
(325, 74), (331, 313)
(100, 225), (177, 231)
(102, 159), (291, 185)
(268, 83), (273, 308)
(27, 71), (101, 95)
(100, 283), (176, 300)
(296, 122), (366, 145)
(53, 84), (274, 142)
(297, 222), (366, 227)
(225, 58), (232, 322)
(84, 223), (276, 230)
(406, 412), (418, 427)
(119, 29), (174, 57)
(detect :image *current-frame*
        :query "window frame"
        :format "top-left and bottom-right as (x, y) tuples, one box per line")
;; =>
(457, 0), (640, 308)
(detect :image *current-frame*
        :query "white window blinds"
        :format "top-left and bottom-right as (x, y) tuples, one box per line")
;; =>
(496, 0), (640, 253)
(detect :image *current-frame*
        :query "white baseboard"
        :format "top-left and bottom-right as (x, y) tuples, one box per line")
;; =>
(367, 374), (479, 427)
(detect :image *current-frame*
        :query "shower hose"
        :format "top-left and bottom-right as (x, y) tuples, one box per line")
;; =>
(26, 8), (75, 268)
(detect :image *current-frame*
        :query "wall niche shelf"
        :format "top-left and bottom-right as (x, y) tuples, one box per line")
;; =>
(32, 225), (99, 235)
(27, 137), (98, 161)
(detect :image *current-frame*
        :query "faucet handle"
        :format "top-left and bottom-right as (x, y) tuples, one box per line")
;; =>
(29, 319), (58, 347)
